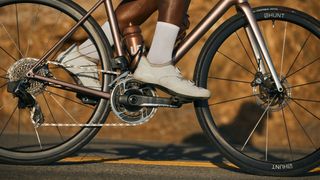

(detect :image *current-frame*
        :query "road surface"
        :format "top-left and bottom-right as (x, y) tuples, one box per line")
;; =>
(0, 139), (319, 179)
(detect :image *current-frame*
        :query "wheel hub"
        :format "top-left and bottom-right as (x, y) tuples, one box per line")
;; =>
(252, 73), (291, 111)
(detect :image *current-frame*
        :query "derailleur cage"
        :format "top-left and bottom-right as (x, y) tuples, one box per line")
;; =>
(7, 79), (35, 109)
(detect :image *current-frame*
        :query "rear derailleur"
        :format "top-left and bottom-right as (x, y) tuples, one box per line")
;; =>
(7, 80), (44, 127)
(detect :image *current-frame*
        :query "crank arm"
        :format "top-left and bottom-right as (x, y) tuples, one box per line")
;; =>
(119, 95), (192, 108)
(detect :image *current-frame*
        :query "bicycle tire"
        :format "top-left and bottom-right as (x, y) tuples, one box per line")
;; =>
(194, 6), (319, 176)
(0, 0), (113, 164)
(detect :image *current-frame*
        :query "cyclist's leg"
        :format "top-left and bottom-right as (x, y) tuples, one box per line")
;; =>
(134, 0), (211, 99)
(79, 0), (157, 59)
(116, 0), (157, 33)
(57, 0), (156, 89)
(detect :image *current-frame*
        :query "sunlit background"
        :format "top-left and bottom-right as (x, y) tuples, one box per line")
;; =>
(0, 0), (318, 147)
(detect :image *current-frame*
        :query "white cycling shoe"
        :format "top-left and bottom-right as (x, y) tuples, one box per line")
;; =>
(57, 45), (101, 90)
(133, 57), (211, 99)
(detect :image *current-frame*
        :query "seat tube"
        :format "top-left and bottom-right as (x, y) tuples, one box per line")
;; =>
(104, 0), (124, 57)
(238, 2), (284, 92)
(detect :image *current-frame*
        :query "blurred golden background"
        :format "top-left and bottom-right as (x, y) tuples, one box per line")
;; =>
(0, 0), (319, 147)
(90, 0), (320, 144)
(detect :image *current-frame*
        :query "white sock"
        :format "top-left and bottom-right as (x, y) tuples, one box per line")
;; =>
(147, 21), (180, 65)
(78, 21), (114, 59)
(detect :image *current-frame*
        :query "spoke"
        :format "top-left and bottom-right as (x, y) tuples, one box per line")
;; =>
(235, 31), (257, 71)
(42, 93), (64, 141)
(0, 75), (9, 80)
(0, 105), (18, 137)
(285, 33), (312, 77)
(25, 5), (41, 57)
(265, 110), (269, 161)
(0, 46), (18, 62)
(57, 51), (100, 64)
(45, 90), (94, 109)
(286, 102), (316, 149)
(78, 43), (95, 51)
(209, 94), (256, 106)
(281, 108), (293, 161)
(15, 4), (21, 58)
(286, 57), (320, 79)
(17, 109), (21, 145)
(77, 44), (101, 60)
(0, 67), (7, 73)
(0, 24), (24, 58)
(291, 97), (320, 104)
(33, 127), (42, 150)
(241, 96), (275, 151)
(47, 92), (79, 124)
(208, 76), (251, 84)
(217, 51), (255, 76)
(280, 22), (288, 78)
(42, 12), (63, 55)
(0, 82), (8, 89)
(290, 98), (320, 121)
(290, 80), (320, 89)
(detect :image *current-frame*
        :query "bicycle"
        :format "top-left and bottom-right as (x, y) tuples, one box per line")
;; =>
(0, 0), (319, 176)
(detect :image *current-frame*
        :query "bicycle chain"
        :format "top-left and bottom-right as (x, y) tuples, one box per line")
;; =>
(39, 122), (145, 127)
(36, 61), (147, 128)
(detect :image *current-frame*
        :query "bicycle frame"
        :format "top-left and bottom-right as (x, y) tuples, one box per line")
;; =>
(26, 0), (284, 100)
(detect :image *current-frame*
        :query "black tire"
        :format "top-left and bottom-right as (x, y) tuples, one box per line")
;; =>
(0, 0), (113, 164)
(194, 6), (320, 176)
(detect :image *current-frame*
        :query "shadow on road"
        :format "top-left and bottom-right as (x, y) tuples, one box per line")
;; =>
(54, 136), (242, 173)
(53, 137), (319, 177)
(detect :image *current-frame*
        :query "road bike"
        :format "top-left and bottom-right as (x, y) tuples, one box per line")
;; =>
(0, 0), (319, 176)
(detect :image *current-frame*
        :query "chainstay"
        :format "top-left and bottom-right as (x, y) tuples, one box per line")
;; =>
(41, 61), (149, 127)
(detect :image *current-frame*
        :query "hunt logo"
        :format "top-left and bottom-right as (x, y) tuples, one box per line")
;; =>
(264, 13), (285, 19)
(272, 163), (293, 170)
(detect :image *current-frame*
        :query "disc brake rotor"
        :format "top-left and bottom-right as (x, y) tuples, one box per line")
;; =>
(252, 74), (292, 112)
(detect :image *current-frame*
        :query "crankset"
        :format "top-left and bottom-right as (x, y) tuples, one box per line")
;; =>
(110, 78), (192, 124)
(118, 94), (189, 108)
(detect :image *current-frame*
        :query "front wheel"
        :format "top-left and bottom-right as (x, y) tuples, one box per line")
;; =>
(195, 6), (319, 176)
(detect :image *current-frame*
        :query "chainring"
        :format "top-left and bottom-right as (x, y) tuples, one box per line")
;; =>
(110, 77), (158, 124)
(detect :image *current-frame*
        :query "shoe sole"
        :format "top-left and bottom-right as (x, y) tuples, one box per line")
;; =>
(133, 79), (210, 101)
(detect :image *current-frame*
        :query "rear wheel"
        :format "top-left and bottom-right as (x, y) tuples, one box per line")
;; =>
(0, 0), (113, 164)
(195, 6), (320, 176)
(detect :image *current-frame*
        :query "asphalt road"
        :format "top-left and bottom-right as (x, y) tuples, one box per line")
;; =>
(0, 139), (319, 179)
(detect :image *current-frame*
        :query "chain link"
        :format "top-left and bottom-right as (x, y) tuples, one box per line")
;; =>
(36, 61), (147, 128)
(39, 122), (145, 127)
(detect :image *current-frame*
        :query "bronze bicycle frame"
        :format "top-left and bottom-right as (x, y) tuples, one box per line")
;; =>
(26, 0), (284, 100)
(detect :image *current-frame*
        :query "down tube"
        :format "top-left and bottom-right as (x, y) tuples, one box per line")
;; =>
(172, 0), (236, 64)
